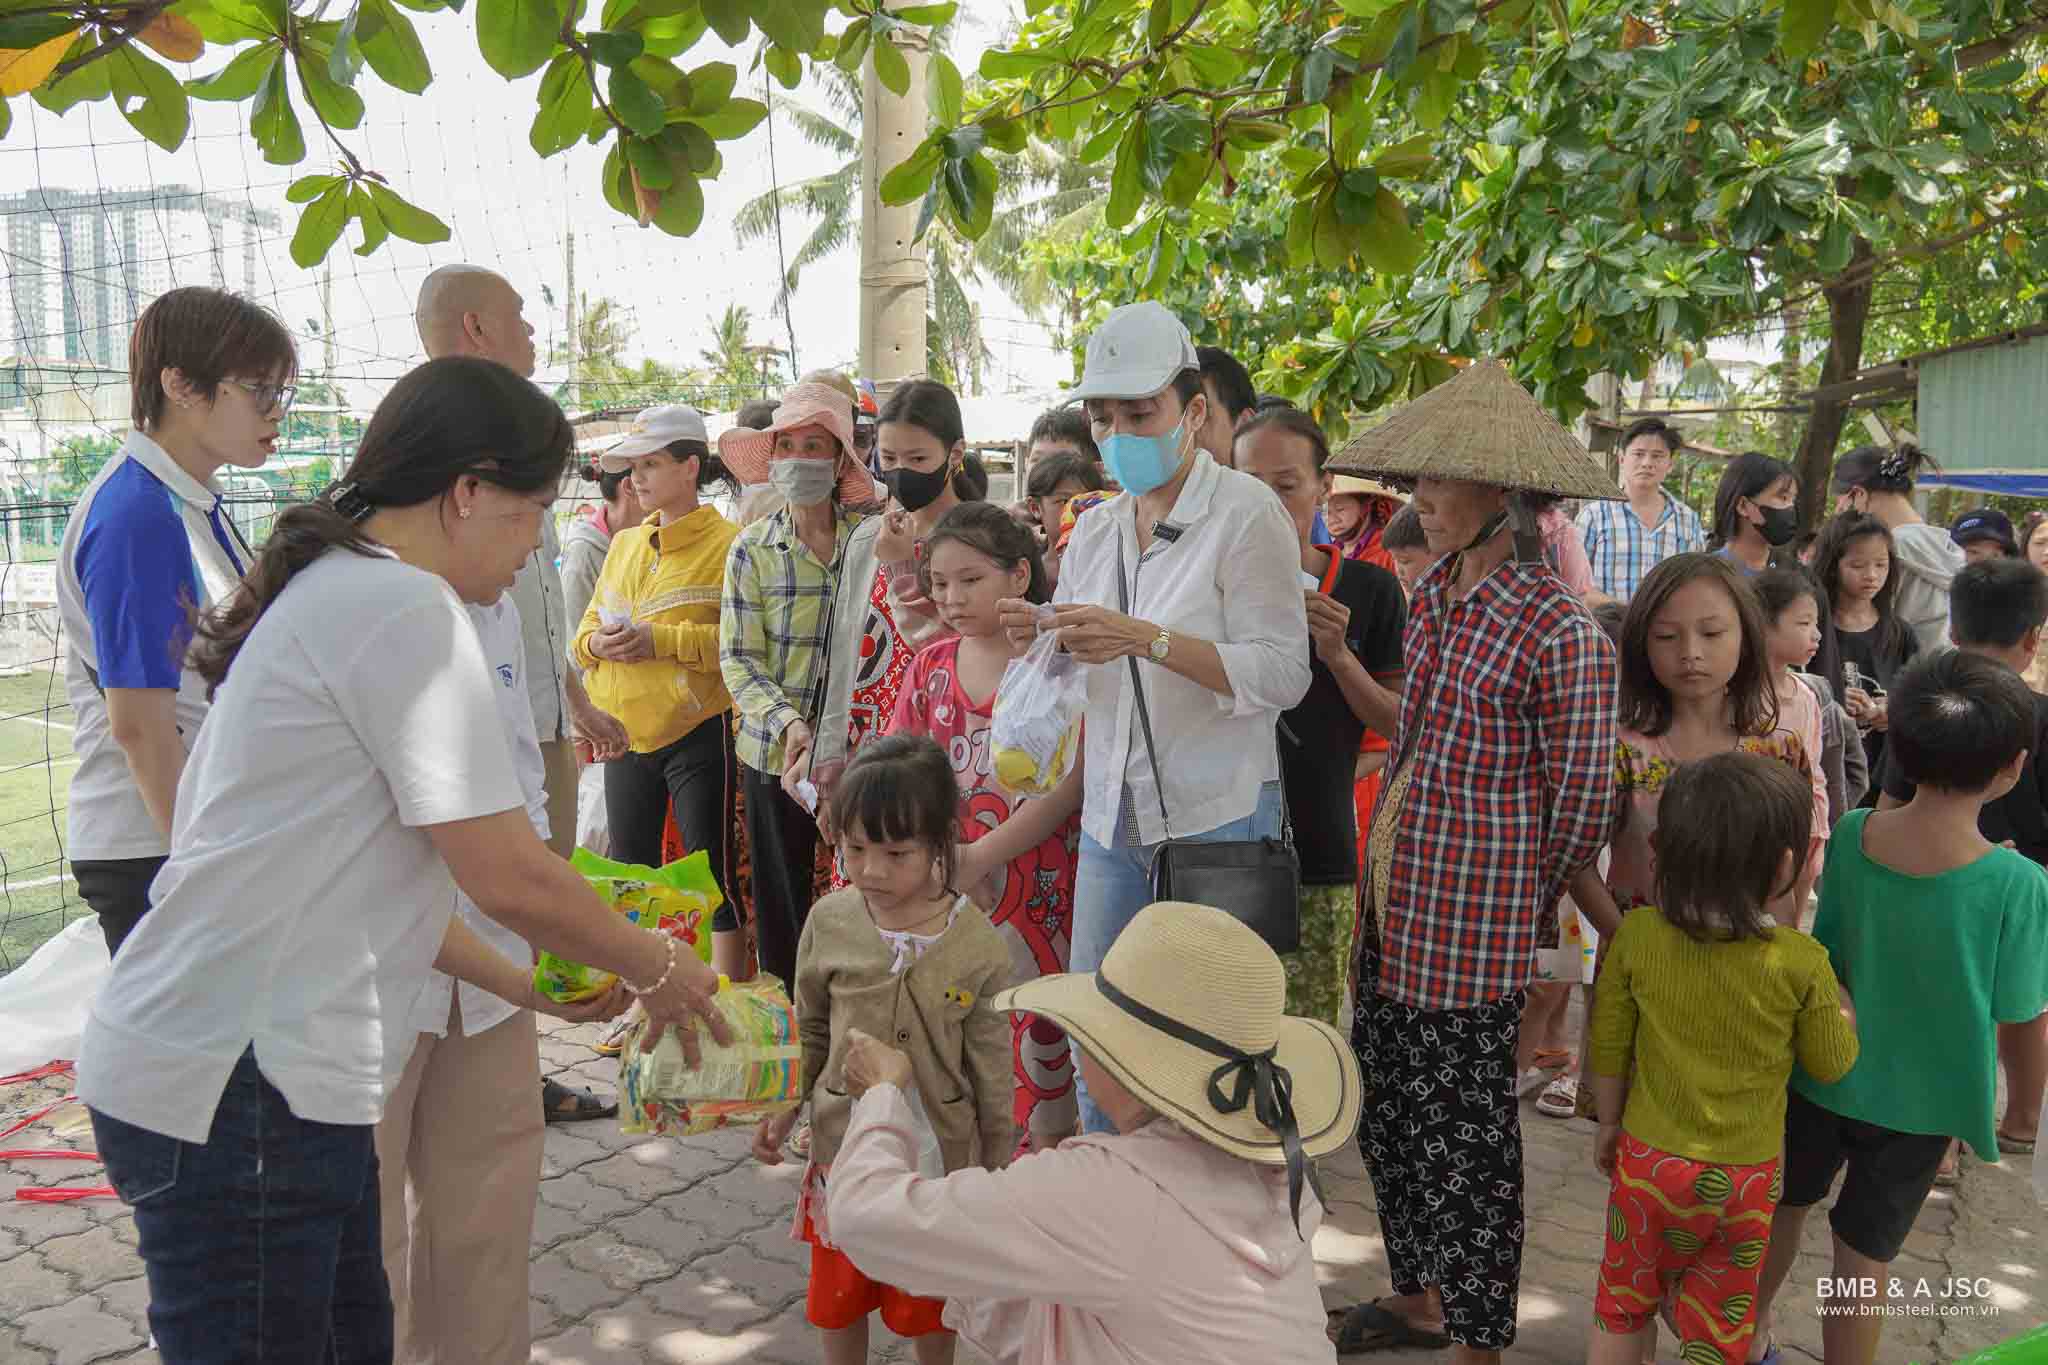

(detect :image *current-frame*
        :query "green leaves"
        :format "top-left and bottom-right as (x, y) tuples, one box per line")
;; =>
(607, 63), (662, 135)
(697, 0), (748, 46)
(289, 175), (445, 266)
(529, 50), (590, 153)
(250, 59), (303, 162)
(684, 94), (763, 139)
(355, 0), (431, 91)
(878, 137), (942, 204)
(926, 51), (962, 127)
(476, 0), (558, 78)
(584, 28), (643, 65)
(872, 33), (908, 95)
(940, 150), (996, 235)
(684, 60), (733, 112)
(108, 46), (189, 151)
(187, 43), (279, 100)
(1779, 0), (1833, 59)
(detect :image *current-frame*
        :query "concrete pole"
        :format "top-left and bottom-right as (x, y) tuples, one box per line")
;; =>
(858, 8), (930, 393)
(564, 229), (579, 412)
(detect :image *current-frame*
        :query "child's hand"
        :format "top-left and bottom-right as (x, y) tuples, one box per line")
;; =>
(752, 1109), (799, 1165)
(1594, 1123), (1621, 1176)
(1863, 692), (1889, 732)
(844, 1027), (914, 1095)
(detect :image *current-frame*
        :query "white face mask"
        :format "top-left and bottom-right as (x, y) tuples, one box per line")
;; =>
(770, 457), (838, 507)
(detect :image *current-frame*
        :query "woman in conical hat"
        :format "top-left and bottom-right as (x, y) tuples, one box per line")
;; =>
(824, 902), (1362, 1365)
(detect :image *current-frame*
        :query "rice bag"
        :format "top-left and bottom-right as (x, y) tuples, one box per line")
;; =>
(619, 974), (804, 1136)
(532, 848), (721, 1004)
(990, 622), (1086, 796)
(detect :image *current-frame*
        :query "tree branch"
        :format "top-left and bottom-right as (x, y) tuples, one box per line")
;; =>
(1956, 6), (2048, 71)
(47, 0), (173, 81)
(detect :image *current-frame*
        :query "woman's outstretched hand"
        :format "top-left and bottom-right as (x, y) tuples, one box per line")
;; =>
(634, 945), (730, 1068)
(843, 1027), (914, 1096)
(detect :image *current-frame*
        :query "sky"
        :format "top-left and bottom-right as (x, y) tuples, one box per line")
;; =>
(0, 0), (1072, 407)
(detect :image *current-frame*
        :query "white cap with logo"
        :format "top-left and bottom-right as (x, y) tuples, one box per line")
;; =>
(598, 405), (709, 472)
(1069, 301), (1200, 402)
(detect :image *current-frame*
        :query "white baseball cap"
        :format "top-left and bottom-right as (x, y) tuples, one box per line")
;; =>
(599, 404), (709, 471)
(1070, 301), (1200, 402)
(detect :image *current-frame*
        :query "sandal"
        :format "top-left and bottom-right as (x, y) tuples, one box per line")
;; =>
(593, 1018), (631, 1059)
(1515, 1066), (1556, 1098)
(543, 1077), (619, 1124)
(1747, 1337), (1782, 1365)
(1997, 1130), (2037, 1155)
(786, 1116), (812, 1159)
(1934, 1141), (1962, 1187)
(1328, 1302), (1452, 1354)
(1535, 1073), (1578, 1118)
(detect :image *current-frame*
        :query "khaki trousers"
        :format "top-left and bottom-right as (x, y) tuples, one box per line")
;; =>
(376, 1001), (544, 1365)
(539, 737), (579, 860)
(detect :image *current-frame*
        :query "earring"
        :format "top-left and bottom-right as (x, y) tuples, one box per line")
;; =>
(459, 507), (472, 520)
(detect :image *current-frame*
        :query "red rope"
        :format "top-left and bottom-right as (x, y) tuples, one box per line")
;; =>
(0, 1061), (73, 1087)
(0, 1149), (96, 1161)
(16, 1186), (116, 1202)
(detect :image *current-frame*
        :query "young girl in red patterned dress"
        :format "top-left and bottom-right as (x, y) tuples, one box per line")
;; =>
(885, 502), (1084, 1153)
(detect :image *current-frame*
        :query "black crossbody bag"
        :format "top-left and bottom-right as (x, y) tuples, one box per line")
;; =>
(1117, 535), (1300, 952)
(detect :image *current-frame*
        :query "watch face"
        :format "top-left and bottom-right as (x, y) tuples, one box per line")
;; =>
(1149, 634), (1169, 661)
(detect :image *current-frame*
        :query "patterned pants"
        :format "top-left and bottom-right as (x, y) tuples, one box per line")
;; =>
(1284, 882), (1357, 1030)
(1594, 1135), (1780, 1364)
(1353, 935), (1526, 1351)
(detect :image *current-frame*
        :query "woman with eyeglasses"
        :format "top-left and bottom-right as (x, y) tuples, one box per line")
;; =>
(55, 287), (299, 956)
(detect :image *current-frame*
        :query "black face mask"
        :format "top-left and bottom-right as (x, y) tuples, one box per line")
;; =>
(1756, 503), (1800, 547)
(882, 462), (951, 512)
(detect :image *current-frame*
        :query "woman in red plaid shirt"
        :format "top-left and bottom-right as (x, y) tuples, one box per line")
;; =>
(1328, 363), (1619, 1363)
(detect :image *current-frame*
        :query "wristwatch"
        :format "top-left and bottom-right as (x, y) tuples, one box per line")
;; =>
(1147, 629), (1171, 663)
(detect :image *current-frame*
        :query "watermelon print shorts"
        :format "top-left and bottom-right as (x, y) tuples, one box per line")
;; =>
(1594, 1133), (1781, 1365)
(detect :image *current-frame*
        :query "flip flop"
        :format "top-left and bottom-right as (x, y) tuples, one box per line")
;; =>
(1746, 1336), (1782, 1365)
(1997, 1131), (2037, 1155)
(543, 1078), (618, 1124)
(1328, 1302), (1452, 1354)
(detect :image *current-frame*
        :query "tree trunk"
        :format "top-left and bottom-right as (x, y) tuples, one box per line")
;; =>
(1792, 240), (1875, 532)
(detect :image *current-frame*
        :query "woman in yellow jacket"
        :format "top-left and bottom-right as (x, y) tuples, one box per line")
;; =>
(574, 405), (743, 972)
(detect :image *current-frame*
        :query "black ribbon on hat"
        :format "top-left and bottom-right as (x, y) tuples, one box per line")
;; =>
(323, 481), (375, 525)
(1096, 973), (1316, 1237)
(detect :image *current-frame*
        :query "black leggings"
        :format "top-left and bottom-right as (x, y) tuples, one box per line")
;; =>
(73, 855), (168, 957)
(742, 762), (818, 991)
(604, 721), (738, 930)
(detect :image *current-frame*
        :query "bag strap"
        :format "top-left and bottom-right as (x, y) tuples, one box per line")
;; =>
(1115, 531), (1293, 846)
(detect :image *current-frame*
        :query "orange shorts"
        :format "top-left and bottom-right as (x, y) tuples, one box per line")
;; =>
(800, 1208), (947, 1336)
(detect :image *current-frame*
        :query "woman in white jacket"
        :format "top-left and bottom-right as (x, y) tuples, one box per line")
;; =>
(1831, 442), (1964, 655)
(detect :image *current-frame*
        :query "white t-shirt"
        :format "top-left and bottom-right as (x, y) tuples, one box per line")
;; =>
(77, 551), (522, 1143)
(407, 594), (551, 1039)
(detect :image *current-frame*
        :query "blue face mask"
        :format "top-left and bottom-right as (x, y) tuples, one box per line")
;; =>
(1099, 419), (1191, 496)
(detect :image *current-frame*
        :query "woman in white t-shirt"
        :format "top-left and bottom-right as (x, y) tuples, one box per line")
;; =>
(1830, 442), (1964, 655)
(76, 356), (727, 1365)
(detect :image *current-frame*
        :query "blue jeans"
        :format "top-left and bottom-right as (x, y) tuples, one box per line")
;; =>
(91, 1049), (391, 1364)
(1070, 780), (1285, 1133)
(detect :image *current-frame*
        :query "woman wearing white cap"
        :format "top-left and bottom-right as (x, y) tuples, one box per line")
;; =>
(573, 405), (745, 977)
(998, 302), (1312, 1134)
(825, 901), (1361, 1365)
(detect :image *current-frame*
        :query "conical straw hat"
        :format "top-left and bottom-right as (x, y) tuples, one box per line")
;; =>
(1329, 359), (1617, 501)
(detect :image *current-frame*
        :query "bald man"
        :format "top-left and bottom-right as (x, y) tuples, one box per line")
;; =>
(373, 266), (620, 1365)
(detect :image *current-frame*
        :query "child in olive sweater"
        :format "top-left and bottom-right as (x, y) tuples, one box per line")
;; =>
(1587, 753), (1858, 1365)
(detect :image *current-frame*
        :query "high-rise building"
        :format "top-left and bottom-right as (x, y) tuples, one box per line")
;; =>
(1, 186), (279, 368)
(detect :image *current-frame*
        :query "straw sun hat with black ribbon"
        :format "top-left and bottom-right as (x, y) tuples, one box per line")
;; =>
(1328, 358), (1617, 502)
(993, 902), (1362, 1232)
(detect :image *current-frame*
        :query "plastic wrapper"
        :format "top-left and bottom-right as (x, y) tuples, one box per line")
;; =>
(532, 849), (720, 1004)
(990, 619), (1086, 796)
(619, 975), (804, 1136)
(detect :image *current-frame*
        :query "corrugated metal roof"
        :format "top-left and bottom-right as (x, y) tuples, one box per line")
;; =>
(1921, 333), (2048, 474)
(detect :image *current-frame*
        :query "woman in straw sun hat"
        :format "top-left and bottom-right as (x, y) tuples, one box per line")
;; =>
(1325, 360), (1619, 1361)
(824, 901), (1361, 1365)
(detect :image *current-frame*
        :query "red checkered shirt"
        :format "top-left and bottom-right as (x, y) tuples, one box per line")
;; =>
(1375, 556), (1617, 1011)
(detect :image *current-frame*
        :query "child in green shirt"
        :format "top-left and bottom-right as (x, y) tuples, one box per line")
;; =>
(1587, 753), (1858, 1365)
(1754, 650), (2048, 1365)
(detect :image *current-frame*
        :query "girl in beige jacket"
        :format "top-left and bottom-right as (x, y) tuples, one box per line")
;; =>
(752, 735), (1013, 1365)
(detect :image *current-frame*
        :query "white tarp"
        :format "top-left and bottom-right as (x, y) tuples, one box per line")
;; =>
(0, 916), (106, 1074)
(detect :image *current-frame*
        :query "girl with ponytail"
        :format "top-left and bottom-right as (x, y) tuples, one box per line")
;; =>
(77, 356), (729, 1364)
(1831, 442), (1964, 653)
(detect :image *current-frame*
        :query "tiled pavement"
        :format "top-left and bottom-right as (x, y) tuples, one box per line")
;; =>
(1, 1015), (2039, 1364)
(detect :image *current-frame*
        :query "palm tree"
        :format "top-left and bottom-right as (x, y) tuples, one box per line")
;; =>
(734, 63), (1106, 393)
(699, 304), (784, 398)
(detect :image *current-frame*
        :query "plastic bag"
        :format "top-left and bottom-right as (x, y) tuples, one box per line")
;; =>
(533, 849), (721, 1004)
(619, 974), (804, 1136)
(990, 621), (1086, 796)
(575, 764), (610, 860)
(0, 917), (107, 1075)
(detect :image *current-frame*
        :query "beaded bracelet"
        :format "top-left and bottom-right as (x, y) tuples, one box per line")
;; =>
(621, 935), (679, 999)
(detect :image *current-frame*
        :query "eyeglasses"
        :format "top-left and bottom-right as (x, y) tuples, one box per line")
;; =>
(224, 378), (297, 414)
